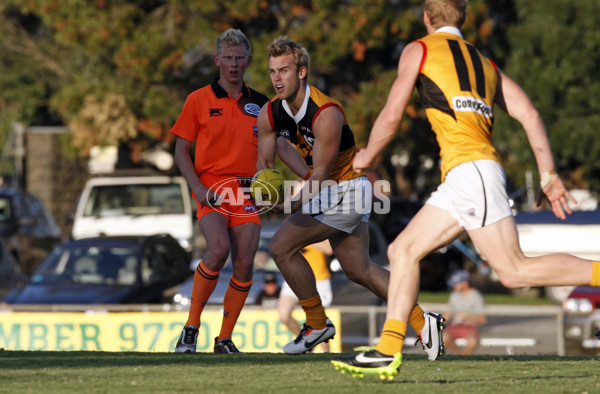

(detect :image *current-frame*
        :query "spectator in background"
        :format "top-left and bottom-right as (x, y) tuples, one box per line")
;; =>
(278, 240), (333, 352)
(255, 271), (281, 308)
(443, 270), (487, 355)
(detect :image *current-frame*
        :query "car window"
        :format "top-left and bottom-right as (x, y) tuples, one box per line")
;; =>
(253, 236), (279, 272)
(31, 245), (138, 285)
(141, 242), (170, 284)
(12, 194), (28, 220)
(24, 194), (50, 226)
(0, 197), (12, 222)
(155, 240), (190, 277)
(141, 256), (153, 284)
(84, 183), (185, 217)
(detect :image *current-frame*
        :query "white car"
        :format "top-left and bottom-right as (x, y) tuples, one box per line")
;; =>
(71, 174), (195, 251)
(515, 208), (600, 303)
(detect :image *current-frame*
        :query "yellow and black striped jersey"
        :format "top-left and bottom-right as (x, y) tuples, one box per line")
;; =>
(267, 85), (363, 182)
(416, 31), (502, 181)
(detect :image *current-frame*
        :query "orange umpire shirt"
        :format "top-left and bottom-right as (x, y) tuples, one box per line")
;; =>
(416, 31), (502, 181)
(171, 80), (268, 224)
(171, 80), (269, 179)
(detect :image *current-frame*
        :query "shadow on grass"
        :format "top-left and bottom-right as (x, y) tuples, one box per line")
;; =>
(0, 350), (345, 369)
(1, 350), (597, 370)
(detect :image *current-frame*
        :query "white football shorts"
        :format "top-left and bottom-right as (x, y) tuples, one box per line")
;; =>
(426, 159), (513, 230)
(301, 176), (371, 234)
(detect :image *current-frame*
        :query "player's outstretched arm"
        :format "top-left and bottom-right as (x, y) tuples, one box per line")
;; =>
(354, 41), (422, 171)
(495, 72), (576, 219)
(494, 72), (555, 174)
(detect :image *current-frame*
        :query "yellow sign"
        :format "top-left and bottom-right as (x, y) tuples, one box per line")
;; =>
(0, 309), (341, 352)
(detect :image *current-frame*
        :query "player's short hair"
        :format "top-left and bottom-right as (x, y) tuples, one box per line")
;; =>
(267, 36), (310, 77)
(424, 0), (467, 29)
(216, 28), (251, 55)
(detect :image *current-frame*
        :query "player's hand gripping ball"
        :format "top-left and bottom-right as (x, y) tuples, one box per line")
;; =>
(250, 169), (285, 205)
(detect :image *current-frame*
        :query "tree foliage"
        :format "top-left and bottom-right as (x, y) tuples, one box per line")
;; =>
(0, 0), (597, 201)
(492, 0), (600, 193)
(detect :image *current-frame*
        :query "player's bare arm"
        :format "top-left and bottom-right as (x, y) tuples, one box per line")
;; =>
(276, 138), (310, 179)
(310, 106), (343, 182)
(287, 106), (343, 213)
(174, 137), (216, 206)
(495, 72), (576, 219)
(257, 104), (278, 170)
(354, 42), (422, 171)
(495, 72), (555, 173)
(256, 103), (309, 194)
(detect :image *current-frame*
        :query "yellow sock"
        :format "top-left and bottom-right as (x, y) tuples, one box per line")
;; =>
(299, 295), (327, 329)
(409, 304), (425, 334)
(591, 261), (600, 286)
(375, 319), (407, 356)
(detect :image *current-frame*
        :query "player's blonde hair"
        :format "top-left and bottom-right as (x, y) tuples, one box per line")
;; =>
(424, 0), (467, 29)
(216, 28), (251, 55)
(267, 36), (310, 78)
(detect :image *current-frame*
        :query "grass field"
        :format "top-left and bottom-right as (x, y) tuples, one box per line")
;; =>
(418, 291), (556, 305)
(1, 350), (598, 393)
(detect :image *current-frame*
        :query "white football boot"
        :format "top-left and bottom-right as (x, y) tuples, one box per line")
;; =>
(417, 312), (445, 360)
(283, 318), (335, 354)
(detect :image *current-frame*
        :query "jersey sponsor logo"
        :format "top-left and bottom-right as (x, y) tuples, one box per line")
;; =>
(209, 108), (223, 117)
(300, 126), (313, 136)
(300, 126), (315, 146)
(253, 125), (258, 138)
(303, 134), (315, 147)
(452, 96), (492, 118)
(244, 103), (261, 116)
(278, 129), (291, 138)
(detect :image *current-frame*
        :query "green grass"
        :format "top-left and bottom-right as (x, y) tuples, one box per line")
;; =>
(418, 291), (556, 305)
(1, 351), (598, 393)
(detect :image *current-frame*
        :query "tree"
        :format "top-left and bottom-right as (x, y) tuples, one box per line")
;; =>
(0, 0), (220, 161)
(493, 0), (600, 195)
(11, 0), (593, 206)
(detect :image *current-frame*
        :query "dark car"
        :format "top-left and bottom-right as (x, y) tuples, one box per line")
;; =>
(562, 286), (600, 355)
(0, 237), (28, 299)
(171, 220), (284, 307)
(0, 187), (62, 275)
(3, 234), (193, 304)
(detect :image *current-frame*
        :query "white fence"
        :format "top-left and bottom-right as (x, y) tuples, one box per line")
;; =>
(335, 303), (565, 356)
